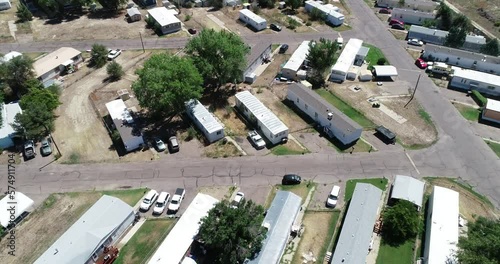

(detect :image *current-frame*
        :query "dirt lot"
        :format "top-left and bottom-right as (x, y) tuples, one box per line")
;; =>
(253, 53), (291, 88)
(327, 82), (437, 147)
(448, 0), (500, 39)
(53, 51), (155, 163)
(425, 178), (499, 221)
(0, 4), (15, 43)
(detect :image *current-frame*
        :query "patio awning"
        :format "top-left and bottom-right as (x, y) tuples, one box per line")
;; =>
(373, 65), (398, 77)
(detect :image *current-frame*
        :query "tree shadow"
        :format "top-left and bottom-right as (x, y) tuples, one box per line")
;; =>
(87, 9), (123, 20)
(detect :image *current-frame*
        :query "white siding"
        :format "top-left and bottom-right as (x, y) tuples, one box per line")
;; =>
(239, 9), (267, 31)
(391, 8), (435, 25)
(282, 41), (311, 80)
(330, 38), (363, 81)
(186, 99), (225, 143)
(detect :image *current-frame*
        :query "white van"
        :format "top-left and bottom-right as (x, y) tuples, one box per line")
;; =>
(153, 192), (170, 215)
(140, 189), (159, 211)
(326, 185), (341, 207)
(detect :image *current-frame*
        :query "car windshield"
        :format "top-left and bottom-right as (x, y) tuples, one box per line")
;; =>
(171, 200), (179, 205)
(143, 198), (151, 204)
(156, 202), (164, 207)
(328, 194), (337, 199)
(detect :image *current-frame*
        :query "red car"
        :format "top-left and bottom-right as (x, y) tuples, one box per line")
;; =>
(389, 19), (403, 26)
(415, 58), (428, 69)
(379, 8), (391, 14)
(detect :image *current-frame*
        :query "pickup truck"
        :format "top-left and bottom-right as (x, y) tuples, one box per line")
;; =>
(24, 140), (36, 160)
(168, 188), (186, 212)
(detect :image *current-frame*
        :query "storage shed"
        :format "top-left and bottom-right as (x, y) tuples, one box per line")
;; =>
(0, 192), (34, 228)
(0, 102), (22, 149)
(105, 99), (144, 152)
(358, 69), (372, 81)
(235, 91), (289, 145)
(281, 41), (311, 80)
(482, 98), (500, 125)
(246, 191), (302, 264)
(147, 7), (182, 35)
(390, 175), (425, 210)
(185, 99), (225, 143)
(239, 9), (267, 31)
(287, 83), (362, 145)
(127, 7), (141, 22)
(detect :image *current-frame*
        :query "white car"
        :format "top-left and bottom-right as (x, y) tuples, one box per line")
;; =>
(168, 188), (185, 212)
(407, 38), (423, 46)
(326, 185), (340, 208)
(248, 130), (266, 149)
(153, 192), (170, 215)
(140, 189), (159, 211)
(107, 49), (122, 60)
(231, 192), (245, 209)
(154, 138), (166, 152)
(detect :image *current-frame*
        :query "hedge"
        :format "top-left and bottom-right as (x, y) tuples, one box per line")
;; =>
(471, 90), (488, 107)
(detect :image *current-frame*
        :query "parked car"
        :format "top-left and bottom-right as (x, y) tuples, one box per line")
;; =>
(40, 138), (52, 156)
(153, 192), (170, 215)
(391, 23), (405, 30)
(279, 44), (289, 54)
(231, 192), (245, 209)
(326, 185), (341, 207)
(168, 136), (179, 153)
(168, 188), (186, 213)
(24, 140), (36, 160)
(415, 58), (428, 69)
(379, 8), (391, 14)
(282, 174), (302, 185)
(107, 49), (122, 60)
(270, 23), (282, 31)
(154, 138), (166, 152)
(407, 38), (424, 46)
(248, 130), (266, 150)
(140, 189), (159, 211)
(389, 19), (403, 26)
(188, 28), (197, 35)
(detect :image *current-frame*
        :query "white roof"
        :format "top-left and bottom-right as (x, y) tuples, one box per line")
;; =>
(127, 7), (141, 16)
(1, 51), (22, 63)
(373, 65), (398, 76)
(33, 47), (81, 78)
(0, 102), (22, 141)
(283, 41), (311, 72)
(453, 68), (500, 86)
(0, 192), (34, 228)
(105, 99), (144, 151)
(392, 8), (435, 18)
(147, 7), (181, 27)
(35, 195), (134, 264)
(331, 38), (363, 74)
(426, 186), (459, 264)
(486, 98), (500, 112)
(186, 99), (224, 134)
(306, 1), (340, 14)
(239, 9), (266, 24)
(147, 193), (219, 264)
(235, 91), (288, 135)
(390, 175), (425, 208)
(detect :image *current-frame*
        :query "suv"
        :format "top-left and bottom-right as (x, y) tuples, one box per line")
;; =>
(326, 185), (341, 207)
(24, 140), (36, 160)
(168, 136), (179, 153)
(270, 23), (282, 31)
(282, 174), (302, 185)
(248, 130), (266, 150)
(231, 192), (245, 209)
(140, 190), (159, 211)
(40, 138), (52, 156)
(153, 192), (170, 215)
(279, 44), (289, 54)
(168, 188), (186, 213)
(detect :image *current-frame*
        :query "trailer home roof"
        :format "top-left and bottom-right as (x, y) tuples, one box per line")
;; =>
(282, 41), (311, 73)
(186, 99), (223, 134)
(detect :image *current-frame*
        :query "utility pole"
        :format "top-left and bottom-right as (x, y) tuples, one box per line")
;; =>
(139, 32), (145, 53)
(405, 73), (421, 108)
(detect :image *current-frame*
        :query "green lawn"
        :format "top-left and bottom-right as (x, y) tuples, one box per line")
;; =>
(317, 210), (342, 261)
(315, 89), (376, 129)
(114, 219), (174, 264)
(363, 44), (389, 68)
(485, 140), (500, 158)
(344, 178), (388, 202)
(264, 182), (316, 208)
(376, 239), (415, 264)
(453, 104), (481, 121)
(101, 188), (148, 206)
(329, 138), (375, 153)
(270, 145), (309, 156)
(418, 108), (434, 126)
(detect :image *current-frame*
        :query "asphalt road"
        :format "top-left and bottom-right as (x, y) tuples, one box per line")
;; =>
(1, 0), (500, 208)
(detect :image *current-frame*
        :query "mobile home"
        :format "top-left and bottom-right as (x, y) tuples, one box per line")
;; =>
(239, 9), (267, 31)
(185, 99), (225, 143)
(147, 7), (182, 35)
(281, 41), (311, 80)
(330, 38), (363, 82)
(390, 8), (435, 26)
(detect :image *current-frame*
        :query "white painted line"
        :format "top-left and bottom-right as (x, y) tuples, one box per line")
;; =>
(405, 152), (420, 175)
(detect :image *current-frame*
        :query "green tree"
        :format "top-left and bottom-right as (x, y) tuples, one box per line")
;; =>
(1, 56), (35, 96)
(16, 3), (33, 22)
(257, 0), (274, 8)
(436, 2), (453, 30)
(91, 43), (108, 68)
(481, 39), (500, 56)
(457, 217), (500, 264)
(422, 19), (437, 28)
(286, 0), (302, 11)
(309, 8), (326, 21)
(198, 199), (267, 264)
(207, 0), (223, 9)
(132, 53), (203, 117)
(185, 29), (249, 88)
(381, 200), (420, 245)
(445, 25), (467, 48)
(106, 61), (124, 81)
(96, 0), (127, 11)
(19, 88), (61, 113)
(377, 57), (387, 65)
(306, 38), (338, 88)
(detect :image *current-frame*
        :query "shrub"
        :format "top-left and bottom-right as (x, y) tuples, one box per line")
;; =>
(106, 61), (124, 81)
(471, 90), (487, 107)
(495, 22), (500, 27)
(185, 14), (191, 21)
(377, 57), (387, 65)
(287, 17), (300, 30)
(309, 8), (326, 21)
(305, 21), (312, 26)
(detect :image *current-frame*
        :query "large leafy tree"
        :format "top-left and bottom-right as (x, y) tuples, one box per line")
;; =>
(207, 0), (223, 9)
(97, 0), (127, 11)
(445, 15), (471, 49)
(91, 43), (108, 68)
(381, 200), (420, 245)
(457, 217), (500, 264)
(481, 39), (500, 56)
(1, 56), (35, 96)
(132, 53), (203, 116)
(436, 2), (453, 30)
(306, 38), (338, 87)
(16, 3), (33, 22)
(286, 0), (302, 11)
(185, 29), (249, 88)
(198, 199), (267, 264)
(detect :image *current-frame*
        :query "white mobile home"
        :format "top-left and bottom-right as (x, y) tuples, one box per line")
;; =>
(235, 91), (288, 145)
(0, 102), (22, 149)
(105, 99), (145, 152)
(239, 9), (267, 31)
(304, 1), (344, 26)
(376, 0), (437, 12)
(33, 47), (83, 87)
(281, 41), (311, 80)
(330, 38), (363, 82)
(408, 25), (486, 52)
(147, 7), (182, 35)
(450, 68), (500, 97)
(0, 0), (11, 10)
(391, 8), (435, 26)
(423, 186), (459, 264)
(287, 83), (362, 145)
(244, 43), (272, 84)
(482, 99), (500, 125)
(185, 99), (225, 143)
(0, 192), (33, 228)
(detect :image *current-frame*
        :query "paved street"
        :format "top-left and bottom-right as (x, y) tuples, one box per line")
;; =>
(1, 0), (500, 208)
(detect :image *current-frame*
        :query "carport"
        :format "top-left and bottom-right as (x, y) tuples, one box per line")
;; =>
(372, 65), (398, 81)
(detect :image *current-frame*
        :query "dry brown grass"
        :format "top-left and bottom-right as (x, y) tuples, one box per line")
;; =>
(292, 212), (335, 264)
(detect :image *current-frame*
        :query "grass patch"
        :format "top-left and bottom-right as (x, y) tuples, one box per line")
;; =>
(41, 194), (58, 210)
(264, 181), (316, 208)
(272, 44), (281, 52)
(363, 43), (389, 69)
(396, 138), (436, 150)
(16, 22), (32, 34)
(332, 24), (352, 31)
(418, 108), (433, 126)
(485, 140), (500, 158)
(101, 188), (147, 206)
(376, 239), (415, 264)
(270, 144), (307, 155)
(204, 140), (241, 158)
(344, 178), (388, 202)
(315, 89), (376, 129)
(114, 219), (175, 264)
(328, 138), (375, 153)
(23, 52), (46, 60)
(425, 177), (493, 208)
(453, 103), (480, 121)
